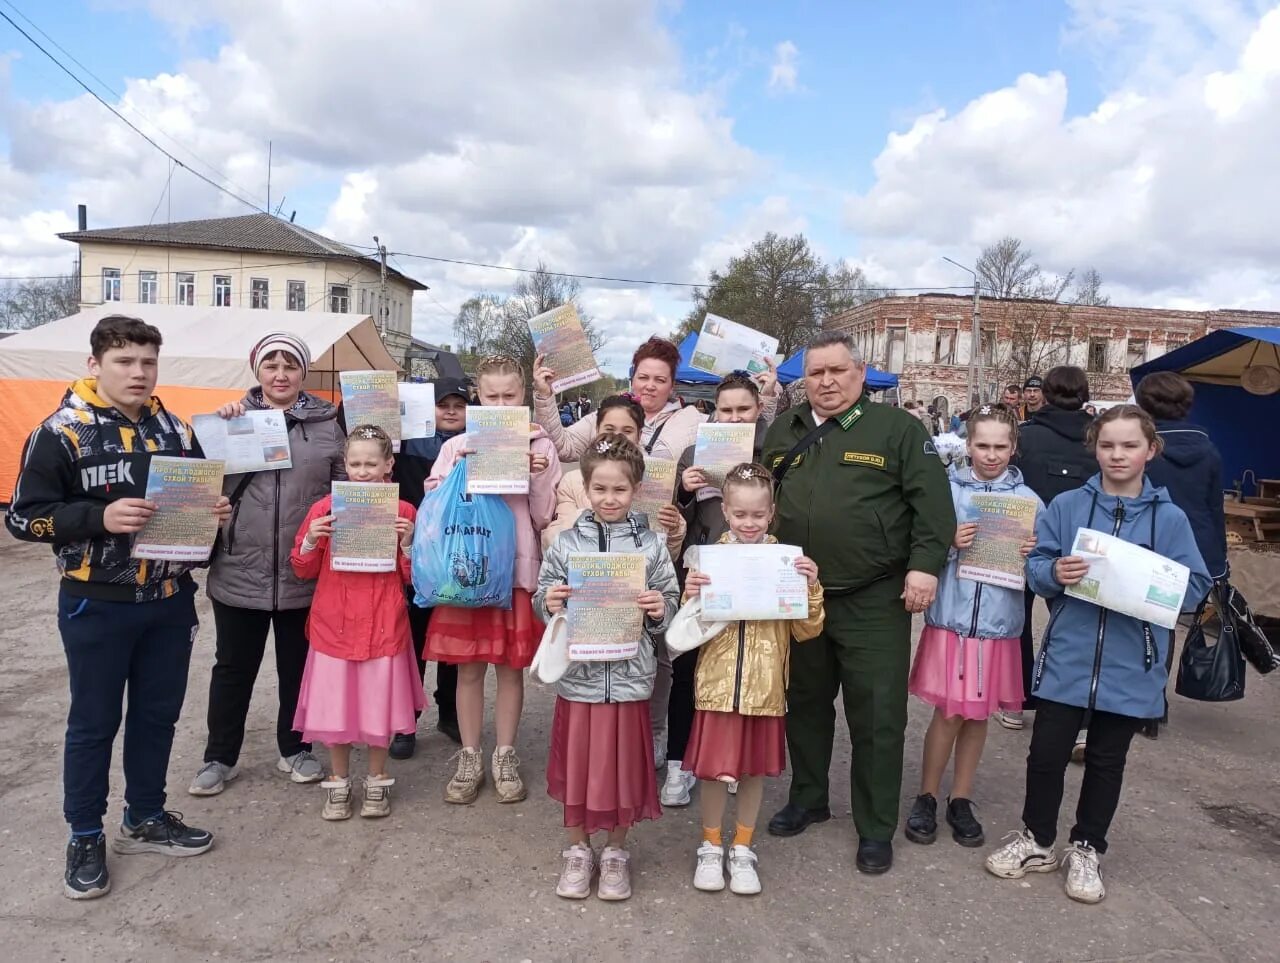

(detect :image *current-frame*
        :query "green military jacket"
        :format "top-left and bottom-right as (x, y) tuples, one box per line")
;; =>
(763, 395), (955, 594)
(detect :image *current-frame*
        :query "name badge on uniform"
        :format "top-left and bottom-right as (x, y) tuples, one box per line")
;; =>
(842, 451), (886, 469)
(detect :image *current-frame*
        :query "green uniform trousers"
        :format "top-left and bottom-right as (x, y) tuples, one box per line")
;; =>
(785, 579), (910, 842)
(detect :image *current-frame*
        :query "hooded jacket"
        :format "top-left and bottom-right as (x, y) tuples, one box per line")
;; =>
(6, 378), (204, 603)
(688, 533), (825, 717)
(534, 511), (680, 704)
(1013, 406), (1096, 505)
(206, 388), (346, 611)
(927, 466), (1044, 639)
(1145, 419), (1228, 579)
(1027, 475), (1211, 719)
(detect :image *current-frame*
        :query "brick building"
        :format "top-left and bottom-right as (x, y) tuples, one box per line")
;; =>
(824, 294), (1280, 420)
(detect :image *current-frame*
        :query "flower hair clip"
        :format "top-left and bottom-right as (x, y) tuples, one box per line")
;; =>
(730, 465), (762, 480)
(594, 439), (613, 454)
(979, 405), (993, 415)
(352, 425), (388, 439)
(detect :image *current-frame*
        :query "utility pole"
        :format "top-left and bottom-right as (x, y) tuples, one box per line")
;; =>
(943, 256), (984, 407)
(373, 234), (388, 338)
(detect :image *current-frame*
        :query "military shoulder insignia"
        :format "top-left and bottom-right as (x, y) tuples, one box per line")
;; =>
(923, 441), (938, 455)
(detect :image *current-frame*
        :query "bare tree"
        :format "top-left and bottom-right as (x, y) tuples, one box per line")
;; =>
(0, 275), (80, 330)
(976, 237), (1041, 297)
(1072, 267), (1110, 306)
(452, 293), (505, 355)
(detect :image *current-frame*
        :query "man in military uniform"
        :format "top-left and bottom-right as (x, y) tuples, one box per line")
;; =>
(764, 331), (955, 874)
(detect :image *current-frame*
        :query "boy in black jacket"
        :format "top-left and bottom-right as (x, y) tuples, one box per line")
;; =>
(6, 315), (230, 900)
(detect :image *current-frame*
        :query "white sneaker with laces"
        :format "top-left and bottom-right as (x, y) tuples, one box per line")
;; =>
(984, 828), (1058, 879)
(693, 841), (725, 892)
(660, 761), (697, 807)
(728, 845), (761, 895)
(320, 777), (353, 821)
(491, 746), (527, 803)
(1063, 842), (1106, 903)
(597, 846), (632, 901)
(555, 844), (595, 899)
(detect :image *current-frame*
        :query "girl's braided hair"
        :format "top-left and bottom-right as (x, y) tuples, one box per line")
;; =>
(346, 423), (393, 459)
(966, 402), (1021, 448)
(721, 461), (774, 500)
(580, 433), (645, 486)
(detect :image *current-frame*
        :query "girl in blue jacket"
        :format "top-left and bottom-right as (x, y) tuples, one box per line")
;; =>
(905, 405), (1042, 850)
(985, 405), (1210, 905)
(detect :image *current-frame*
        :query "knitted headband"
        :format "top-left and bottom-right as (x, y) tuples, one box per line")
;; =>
(250, 331), (311, 379)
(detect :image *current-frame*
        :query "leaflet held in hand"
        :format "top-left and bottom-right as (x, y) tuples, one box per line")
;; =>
(528, 303), (602, 393)
(467, 406), (530, 494)
(340, 371), (402, 447)
(193, 410), (292, 475)
(693, 422), (756, 490)
(690, 313), (778, 377)
(957, 495), (1039, 590)
(632, 457), (678, 524)
(133, 456), (226, 561)
(330, 481), (399, 572)
(1064, 528), (1190, 630)
(566, 552), (646, 660)
(698, 542), (809, 620)
(398, 382), (436, 441)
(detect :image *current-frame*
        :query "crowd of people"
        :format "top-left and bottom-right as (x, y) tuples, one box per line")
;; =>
(6, 314), (1223, 907)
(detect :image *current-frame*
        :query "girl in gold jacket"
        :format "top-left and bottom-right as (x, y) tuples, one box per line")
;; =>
(681, 463), (825, 896)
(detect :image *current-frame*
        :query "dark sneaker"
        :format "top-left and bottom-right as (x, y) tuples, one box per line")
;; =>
(112, 811), (213, 858)
(64, 834), (110, 900)
(389, 732), (417, 760)
(904, 793), (938, 844)
(438, 716), (462, 745)
(946, 797), (985, 847)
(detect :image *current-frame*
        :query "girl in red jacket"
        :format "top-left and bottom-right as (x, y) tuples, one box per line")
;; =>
(291, 425), (426, 821)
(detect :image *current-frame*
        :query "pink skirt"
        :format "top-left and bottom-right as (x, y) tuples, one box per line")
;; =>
(547, 698), (661, 834)
(424, 589), (541, 669)
(293, 645), (427, 748)
(682, 710), (786, 780)
(908, 625), (1023, 721)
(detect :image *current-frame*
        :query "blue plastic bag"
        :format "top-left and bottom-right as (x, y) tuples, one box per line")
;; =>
(412, 459), (516, 609)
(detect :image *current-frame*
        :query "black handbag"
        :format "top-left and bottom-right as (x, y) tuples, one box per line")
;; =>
(1221, 583), (1278, 675)
(1176, 581), (1246, 702)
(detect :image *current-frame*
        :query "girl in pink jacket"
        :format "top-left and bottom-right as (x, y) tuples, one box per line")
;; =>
(424, 355), (562, 807)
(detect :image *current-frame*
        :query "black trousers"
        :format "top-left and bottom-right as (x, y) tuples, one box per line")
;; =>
(408, 602), (457, 722)
(1021, 699), (1140, 854)
(665, 651), (698, 761)
(204, 602), (311, 765)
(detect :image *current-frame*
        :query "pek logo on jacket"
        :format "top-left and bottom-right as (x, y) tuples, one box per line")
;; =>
(80, 459), (136, 490)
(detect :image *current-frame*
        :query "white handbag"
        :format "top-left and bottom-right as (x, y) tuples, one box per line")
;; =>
(666, 597), (731, 655)
(530, 612), (570, 684)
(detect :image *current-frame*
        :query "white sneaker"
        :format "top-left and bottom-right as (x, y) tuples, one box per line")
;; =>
(555, 844), (595, 899)
(660, 762), (697, 807)
(597, 846), (632, 901)
(1063, 842), (1106, 903)
(693, 841), (725, 892)
(320, 777), (353, 821)
(984, 828), (1058, 879)
(1071, 731), (1087, 764)
(278, 751), (324, 783)
(728, 845), (761, 895)
(188, 761), (238, 796)
(996, 710), (1025, 731)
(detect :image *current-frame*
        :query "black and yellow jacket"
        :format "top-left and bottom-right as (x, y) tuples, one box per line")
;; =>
(5, 379), (205, 603)
(763, 395), (955, 594)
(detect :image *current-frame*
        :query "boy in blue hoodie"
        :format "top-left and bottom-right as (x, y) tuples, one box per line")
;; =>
(984, 405), (1210, 905)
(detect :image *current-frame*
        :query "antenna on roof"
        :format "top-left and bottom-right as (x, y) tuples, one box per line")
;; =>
(289, 211), (296, 223)
(273, 195), (287, 216)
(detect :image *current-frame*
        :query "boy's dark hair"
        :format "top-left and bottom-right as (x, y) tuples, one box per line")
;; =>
(1042, 365), (1091, 411)
(1135, 371), (1194, 421)
(90, 315), (163, 359)
(595, 394), (645, 432)
(580, 434), (645, 486)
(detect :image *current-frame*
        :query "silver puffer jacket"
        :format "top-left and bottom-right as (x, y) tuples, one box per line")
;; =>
(534, 510), (680, 704)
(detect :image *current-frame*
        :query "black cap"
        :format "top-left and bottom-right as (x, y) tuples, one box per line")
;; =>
(433, 376), (471, 403)
(1024, 375), (1044, 389)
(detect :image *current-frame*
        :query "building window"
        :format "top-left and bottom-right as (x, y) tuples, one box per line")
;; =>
(214, 275), (232, 307)
(139, 271), (158, 304)
(176, 272), (195, 306)
(1088, 337), (1108, 373)
(251, 278), (269, 310)
(102, 268), (121, 302)
(330, 284), (350, 313)
(887, 326), (906, 374)
(935, 328), (956, 365)
(1126, 338), (1147, 368)
(1165, 335), (1187, 353)
(287, 280), (306, 311)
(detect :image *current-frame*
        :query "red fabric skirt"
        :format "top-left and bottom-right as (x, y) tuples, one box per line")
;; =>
(423, 588), (541, 669)
(682, 709), (786, 780)
(908, 625), (1024, 721)
(547, 697), (661, 834)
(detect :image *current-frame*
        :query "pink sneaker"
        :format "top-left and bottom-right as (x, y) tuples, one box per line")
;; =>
(597, 846), (632, 901)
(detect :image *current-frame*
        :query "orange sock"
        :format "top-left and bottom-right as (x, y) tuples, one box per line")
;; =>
(702, 826), (722, 846)
(733, 823), (754, 847)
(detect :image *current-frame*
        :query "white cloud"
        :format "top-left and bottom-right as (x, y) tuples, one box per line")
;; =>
(844, 4), (1280, 310)
(768, 40), (799, 93)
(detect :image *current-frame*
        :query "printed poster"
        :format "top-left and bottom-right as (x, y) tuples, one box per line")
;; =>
(399, 382), (436, 441)
(566, 552), (646, 661)
(528, 303), (602, 393)
(340, 370), (402, 447)
(133, 456), (225, 561)
(467, 406), (531, 495)
(632, 457), (678, 524)
(690, 313), (779, 378)
(693, 422), (756, 490)
(957, 495), (1040, 590)
(330, 481), (399, 573)
(698, 543), (809, 620)
(193, 410), (292, 475)
(1065, 528), (1191, 630)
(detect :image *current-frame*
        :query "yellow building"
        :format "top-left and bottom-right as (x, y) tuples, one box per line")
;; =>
(59, 212), (427, 365)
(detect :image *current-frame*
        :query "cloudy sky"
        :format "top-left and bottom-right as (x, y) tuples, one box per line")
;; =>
(2, 0), (1279, 373)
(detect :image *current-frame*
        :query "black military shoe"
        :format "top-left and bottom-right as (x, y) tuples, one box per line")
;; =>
(766, 802), (832, 837)
(64, 833), (110, 900)
(946, 797), (985, 847)
(904, 793), (938, 844)
(389, 732), (417, 760)
(856, 838), (894, 874)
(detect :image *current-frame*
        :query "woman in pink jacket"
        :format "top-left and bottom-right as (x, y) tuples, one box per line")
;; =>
(424, 356), (562, 807)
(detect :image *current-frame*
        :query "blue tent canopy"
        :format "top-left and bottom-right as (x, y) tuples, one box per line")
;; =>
(675, 332), (899, 392)
(1130, 326), (1280, 494)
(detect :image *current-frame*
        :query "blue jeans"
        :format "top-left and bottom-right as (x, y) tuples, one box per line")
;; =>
(59, 582), (198, 833)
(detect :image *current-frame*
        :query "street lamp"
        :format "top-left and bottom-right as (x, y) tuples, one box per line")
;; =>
(943, 256), (984, 407)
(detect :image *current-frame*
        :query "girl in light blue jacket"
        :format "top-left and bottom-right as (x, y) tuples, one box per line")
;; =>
(905, 405), (1042, 850)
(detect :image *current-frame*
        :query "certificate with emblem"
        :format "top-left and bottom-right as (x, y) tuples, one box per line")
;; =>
(466, 406), (531, 494)
(340, 370), (402, 448)
(528, 303), (602, 393)
(689, 313), (778, 378)
(330, 481), (399, 572)
(566, 552), (646, 661)
(193, 410), (292, 475)
(692, 423), (755, 490)
(1065, 528), (1190, 630)
(957, 495), (1039, 590)
(697, 542), (809, 620)
(399, 382), (436, 441)
(133, 456), (226, 561)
